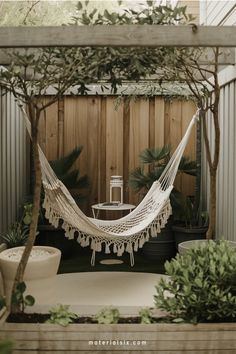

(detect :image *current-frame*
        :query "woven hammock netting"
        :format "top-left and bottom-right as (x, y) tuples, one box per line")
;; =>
(22, 108), (199, 266)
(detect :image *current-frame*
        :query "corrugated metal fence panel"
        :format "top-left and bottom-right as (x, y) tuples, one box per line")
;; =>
(201, 80), (236, 241)
(0, 88), (27, 233)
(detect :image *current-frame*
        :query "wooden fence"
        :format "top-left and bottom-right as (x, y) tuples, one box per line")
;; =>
(38, 96), (196, 215)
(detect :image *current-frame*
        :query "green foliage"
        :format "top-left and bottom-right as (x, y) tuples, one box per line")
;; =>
(155, 240), (236, 323)
(1, 223), (29, 248)
(129, 145), (196, 193)
(50, 146), (89, 202)
(46, 304), (78, 326)
(95, 307), (120, 324)
(139, 307), (154, 324)
(22, 203), (33, 225)
(0, 339), (14, 354)
(129, 145), (196, 216)
(11, 282), (35, 313)
(177, 195), (209, 227)
(73, 1), (191, 25)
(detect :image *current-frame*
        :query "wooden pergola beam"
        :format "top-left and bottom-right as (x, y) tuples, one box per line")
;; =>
(0, 25), (236, 48)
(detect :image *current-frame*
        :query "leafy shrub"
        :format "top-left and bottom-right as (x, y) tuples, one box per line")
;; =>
(11, 282), (35, 313)
(95, 307), (120, 324)
(46, 304), (78, 326)
(1, 223), (28, 248)
(154, 240), (236, 323)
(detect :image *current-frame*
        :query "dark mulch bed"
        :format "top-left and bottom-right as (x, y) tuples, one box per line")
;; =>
(7, 313), (141, 324)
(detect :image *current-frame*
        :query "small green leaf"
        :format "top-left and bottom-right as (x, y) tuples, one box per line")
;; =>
(172, 318), (184, 323)
(77, 1), (83, 11)
(17, 282), (26, 294)
(24, 295), (35, 307)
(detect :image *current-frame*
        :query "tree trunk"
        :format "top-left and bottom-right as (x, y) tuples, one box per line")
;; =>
(11, 107), (41, 312)
(194, 119), (202, 223)
(207, 172), (217, 239)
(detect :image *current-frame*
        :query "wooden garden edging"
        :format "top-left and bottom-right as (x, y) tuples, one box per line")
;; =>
(1, 312), (236, 354)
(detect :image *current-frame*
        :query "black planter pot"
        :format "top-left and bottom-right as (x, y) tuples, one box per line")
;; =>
(35, 225), (74, 259)
(142, 221), (176, 261)
(172, 224), (208, 250)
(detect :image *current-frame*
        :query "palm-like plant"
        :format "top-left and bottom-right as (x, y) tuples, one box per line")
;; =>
(49, 146), (89, 203)
(129, 145), (197, 216)
(34, 146), (89, 225)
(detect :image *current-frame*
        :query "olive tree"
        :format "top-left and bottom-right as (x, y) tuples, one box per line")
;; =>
(0, 2), (191, 312)
(73, 0), (221, 239)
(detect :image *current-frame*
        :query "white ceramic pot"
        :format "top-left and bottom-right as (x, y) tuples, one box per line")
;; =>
(0, 246), (61, 307)
(178, 239), (236, 255)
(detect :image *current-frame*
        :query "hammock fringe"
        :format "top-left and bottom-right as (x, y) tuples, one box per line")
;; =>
(42, 195), (172, 265)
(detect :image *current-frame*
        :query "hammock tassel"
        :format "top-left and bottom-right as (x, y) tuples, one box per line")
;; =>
(96, 242), (102, 252)
(91, 249), (96, 266)
(134, 240), (139, 252)
(139, 237), (145, 248)
(145, 232), (149, 242)
(105, 244), (111, 254)
(84, 236), (90, 247)
(156, 222), (161, 233)
(151, 224), (156, 237)
(129, 250), (134, 267)
(117, 244), (125, 256)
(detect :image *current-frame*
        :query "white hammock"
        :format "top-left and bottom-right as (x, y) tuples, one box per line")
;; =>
(22, 108), (199, 266)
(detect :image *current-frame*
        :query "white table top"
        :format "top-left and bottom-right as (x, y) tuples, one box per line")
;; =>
(92, 203), (136, 211)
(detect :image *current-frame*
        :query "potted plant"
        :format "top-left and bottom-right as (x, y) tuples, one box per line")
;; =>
(129, 145), (196, 261)
(0, 223), (29, 249)
(172, 195), (208, 249)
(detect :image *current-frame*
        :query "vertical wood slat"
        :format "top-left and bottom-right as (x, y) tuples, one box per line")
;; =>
(129, 98), (150, 205)
(38, 96), (196, 216)
(105, 98), (124, 202)
(98, 97), (107, 203)
(87, 97), (100, 208)
(58, 98), (64, 158)
(0, 89), (28, 233)
(169, 100), (182, 191)
(181, 101), (196, 197)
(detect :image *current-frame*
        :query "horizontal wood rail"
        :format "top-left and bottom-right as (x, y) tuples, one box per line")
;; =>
(0, 25), (236, 48)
